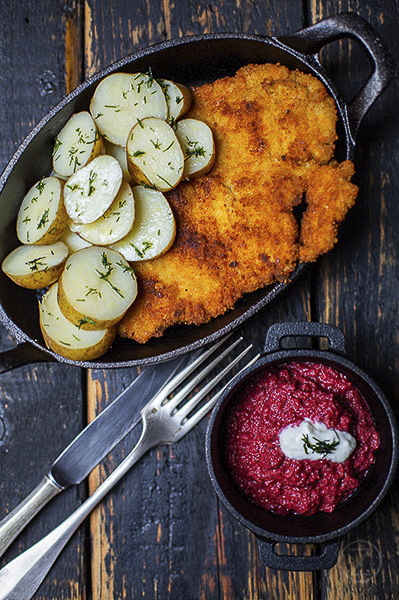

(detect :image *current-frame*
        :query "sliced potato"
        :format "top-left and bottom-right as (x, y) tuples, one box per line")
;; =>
(157, 79), (192, 125)
(127, 117), (184, 191)
(112, 185), (175, 261)
(40, 283), (115, 360)
(16, 177), (68, 245)
(64, 155), (122, 224)
(104, 140), (133, 182)
(52, 111), (104, 177)
(175, 118), (215, 178)
(2, 241), (68, 289)
(58, 246), (137, 329)
(90, 72), (167, 147)
(60, 226), (92, 253)
(70, 180), (135, 245)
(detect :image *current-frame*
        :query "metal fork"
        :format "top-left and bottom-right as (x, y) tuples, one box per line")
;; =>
(0, 335), (259, 600)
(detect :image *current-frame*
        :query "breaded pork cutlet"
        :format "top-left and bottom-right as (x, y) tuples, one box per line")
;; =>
(118, 63), (358, 343)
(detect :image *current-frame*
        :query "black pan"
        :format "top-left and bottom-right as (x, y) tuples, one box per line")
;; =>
(206, 322), (398, 571)
(0, 13), (392, 372)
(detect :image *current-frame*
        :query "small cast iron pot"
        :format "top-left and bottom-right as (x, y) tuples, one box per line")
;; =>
(206, 321), (398, 571)
(0, 13), (393, 372)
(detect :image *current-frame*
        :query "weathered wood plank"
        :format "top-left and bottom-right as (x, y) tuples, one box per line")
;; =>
(85, 1), (315, 599)
(308, 0), (399, 598)
(0, 2), (87, 599)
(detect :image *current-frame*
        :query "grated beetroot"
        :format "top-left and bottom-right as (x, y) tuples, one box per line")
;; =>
(224, 361), (379, 516)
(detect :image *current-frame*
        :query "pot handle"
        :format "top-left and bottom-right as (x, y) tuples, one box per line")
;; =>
(257, 537), (340, 571)
(277, 13), (393, 139)
(264, 321), (346, 355)
(0, 342), (52, 374)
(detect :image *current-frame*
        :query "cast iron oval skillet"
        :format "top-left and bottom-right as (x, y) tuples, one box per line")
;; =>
(206, 322), (398, 571)
(0, 13), (393, 372)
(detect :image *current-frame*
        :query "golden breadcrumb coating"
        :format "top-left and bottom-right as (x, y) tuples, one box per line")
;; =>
(118, 63), (358, 343)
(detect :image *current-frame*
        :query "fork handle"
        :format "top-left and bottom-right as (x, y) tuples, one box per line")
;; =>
(0, 475), (63, 559)
(0, 433), (152, 600)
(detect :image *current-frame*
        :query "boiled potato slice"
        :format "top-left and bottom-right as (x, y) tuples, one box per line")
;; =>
(127, 117), (184, 191)
(60, 226), (92, 253)
(64, 155), (122, 224)
(2, 241), (68, 289)
(16, 177), (68, 245)
(90, 72), (167, 147)
(104, 140), (133, 182)
(112, 185), (175, 261)
(69, 180), (135, 245)
(175, 118), (215, 178)
(157, 79), (192, 125)
(52, 111), (104, 178)
(40, 283), (115, 361)
(58, 246), (137, 329)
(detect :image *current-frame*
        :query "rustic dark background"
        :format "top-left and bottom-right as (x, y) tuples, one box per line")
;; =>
(0, 0), (398, 598)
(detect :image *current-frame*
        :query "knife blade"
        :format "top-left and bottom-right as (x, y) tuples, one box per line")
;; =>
(51, 355), (187, 487)
(0, 353), (189, 558)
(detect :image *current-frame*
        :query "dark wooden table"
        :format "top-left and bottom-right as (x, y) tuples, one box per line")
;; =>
(0, 1), (398, 598)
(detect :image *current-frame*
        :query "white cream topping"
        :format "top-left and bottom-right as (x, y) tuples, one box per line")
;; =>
(279, 418), (356, 463)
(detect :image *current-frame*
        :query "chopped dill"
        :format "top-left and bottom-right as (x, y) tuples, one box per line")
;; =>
(52, 139), (62, 158)
(302, 434), (340, 459)
(36, 179), (46, 194)
(37, 209), (49, 230)
(77, 316), (96, 329)
(25, 256), (47, 272)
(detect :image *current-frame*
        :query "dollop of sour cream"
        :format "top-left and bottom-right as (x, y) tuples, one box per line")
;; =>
(279, 419), (356, 463)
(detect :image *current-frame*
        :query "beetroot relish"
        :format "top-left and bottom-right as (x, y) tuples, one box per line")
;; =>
(224, 361), (379, 516)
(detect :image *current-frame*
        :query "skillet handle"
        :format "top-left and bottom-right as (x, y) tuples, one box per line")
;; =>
(0, 342), (51, 374)
(257, 537), (340, 571)
(264, 321), (346, 355)
(278, 13), (393, 139)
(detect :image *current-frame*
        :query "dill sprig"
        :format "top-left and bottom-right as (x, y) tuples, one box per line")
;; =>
(36, 179), (46, 194)
(302, 434), (340, 459)
(88, 170), (97, 196)
(77, 316), (97, 329)
(184, 137), (206, 160)
(116, 260), (135, 274)
(85, 286), (102, 298)
(37, 209), (49, 230)
(95, 252), (124, 297)
(150, 138), (161, 149)
(52, 138), (62, 158)
(145, 66), (154, 88)
(25, 256), (47, 272)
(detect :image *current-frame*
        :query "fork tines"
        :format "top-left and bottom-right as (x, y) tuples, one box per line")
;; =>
(152, 334), (260, 427)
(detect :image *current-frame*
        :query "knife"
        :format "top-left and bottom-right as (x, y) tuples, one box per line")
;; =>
(0, 354), (188, 559)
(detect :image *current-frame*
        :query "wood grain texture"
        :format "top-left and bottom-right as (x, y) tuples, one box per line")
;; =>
(307, 0), (399, 599)
(0, 2), (88, 599)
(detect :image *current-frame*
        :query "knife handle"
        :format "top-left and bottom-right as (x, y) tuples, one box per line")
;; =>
(0, 475), (63, 559)
(0, 433), (152, 600)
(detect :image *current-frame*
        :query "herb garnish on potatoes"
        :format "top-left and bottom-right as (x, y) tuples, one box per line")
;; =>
(40, 283), (116, 361)
(58, 247), (138, 330)
(52, 111), (104, 178)
(16, 177), (68, 245)
(112, 185), (175, 261)
(2, 241), (68, 289)
(90, 71), (167, 147)
(64, 155), (122, 224)
(127, 117), (184, 191)
(2, 67), (216, 360)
